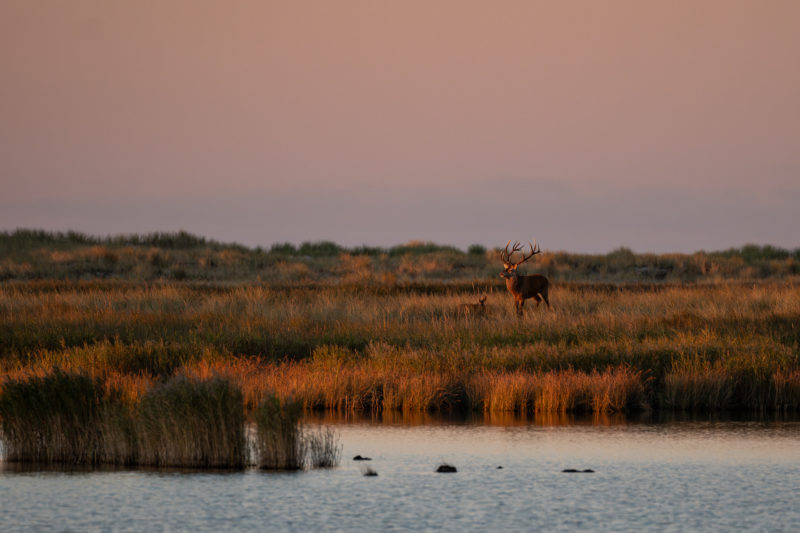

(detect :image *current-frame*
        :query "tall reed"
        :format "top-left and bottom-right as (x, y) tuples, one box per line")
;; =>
(0, 371), (345, 469)
(0, 370), (134, 464)
(772, 369), (800, 411)
(307, 427), (342, 468)
(253, 394), (306, 470)
(134, 376), (246, 468)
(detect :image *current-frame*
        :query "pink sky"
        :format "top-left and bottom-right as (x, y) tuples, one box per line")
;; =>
(2, 1), (798, 252)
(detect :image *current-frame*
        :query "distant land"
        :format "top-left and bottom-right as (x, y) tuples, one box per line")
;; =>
(1, 228), (798, 284)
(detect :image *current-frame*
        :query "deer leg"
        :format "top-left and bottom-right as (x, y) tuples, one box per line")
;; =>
(532, 294), (542, 308)
(517, 299), (524, 316)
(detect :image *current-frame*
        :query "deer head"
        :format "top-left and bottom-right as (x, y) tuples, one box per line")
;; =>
(499, 240), (541, 279)
(457, 294), (488, 316)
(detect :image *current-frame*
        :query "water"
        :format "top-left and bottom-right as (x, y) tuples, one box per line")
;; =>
(2, 415), (799, 532)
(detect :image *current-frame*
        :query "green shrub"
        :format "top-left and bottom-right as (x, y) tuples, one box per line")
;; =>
(269, 242), (297, 255)
(298, 241), (343, 257)
(468, 244), (487, 256)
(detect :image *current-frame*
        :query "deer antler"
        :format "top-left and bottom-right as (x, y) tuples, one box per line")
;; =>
(501, 240), (523, 264)
(502, 240), (540, 267)
(519, 240), (540, 265)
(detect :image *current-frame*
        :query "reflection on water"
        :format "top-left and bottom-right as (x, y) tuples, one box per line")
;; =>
(2, 414), (799, 532)
(305, 409), (800, 427)
(305, 409), (638, 427)
(309, 412), (800, 469)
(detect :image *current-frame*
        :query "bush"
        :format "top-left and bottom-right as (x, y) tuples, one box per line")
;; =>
(298, 241), (342, 257)
(270, 242), (297, 255)
(388, 241), (463, 257)
(467, 244), (487, 256)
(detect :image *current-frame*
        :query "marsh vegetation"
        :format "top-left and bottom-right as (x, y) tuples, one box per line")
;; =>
(1, 277), (797, 416)
(0, 372), (340, 468)
(0, 230), (798, 463)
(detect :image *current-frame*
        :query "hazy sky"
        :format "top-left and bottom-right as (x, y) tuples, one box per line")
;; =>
(2, 1), (798, 253)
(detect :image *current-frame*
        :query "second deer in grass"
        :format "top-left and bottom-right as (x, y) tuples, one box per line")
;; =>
(500, 240), (551, 316)
(457, 295), (488, 317)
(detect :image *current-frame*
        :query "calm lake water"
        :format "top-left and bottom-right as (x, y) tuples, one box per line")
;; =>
(1, 414), (799, 532)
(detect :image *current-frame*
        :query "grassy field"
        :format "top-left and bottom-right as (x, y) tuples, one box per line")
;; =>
(1, 275), (798, 414)
(1, 229), (799, 417)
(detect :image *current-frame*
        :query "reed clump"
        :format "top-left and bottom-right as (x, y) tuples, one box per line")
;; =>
(253, 394), (306, 470)
(134, 376), (246, 468)
(0, 370), (134, 465)
(0, 372), (325, 469)
(251, 394), (342, 470)
(307, 426), (342, 468)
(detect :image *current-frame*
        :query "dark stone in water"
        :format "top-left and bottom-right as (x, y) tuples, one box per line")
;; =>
(363, 468), (378, 477)
(497, 466), (503, 469)
(436, 464), (457, 473)
(562, 468), (595, 473)
(353, 455), (372, 461)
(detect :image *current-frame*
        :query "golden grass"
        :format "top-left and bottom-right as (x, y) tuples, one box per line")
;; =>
(1, 280), (798, 413)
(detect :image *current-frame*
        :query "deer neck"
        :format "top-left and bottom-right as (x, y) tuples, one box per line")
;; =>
(505, 272), (521, 294)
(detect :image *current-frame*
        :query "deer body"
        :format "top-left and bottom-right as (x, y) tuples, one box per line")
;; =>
(500, 240), (551, 315)
(457, 295), (487, 317)
(501, 271), (549, 315)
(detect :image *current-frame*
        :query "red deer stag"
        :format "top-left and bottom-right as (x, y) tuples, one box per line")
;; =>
(457, 295), (488, 317)
(499, 240), (550, 316)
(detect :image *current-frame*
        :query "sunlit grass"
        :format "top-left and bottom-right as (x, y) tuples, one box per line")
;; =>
(1, 280), (798, 413)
